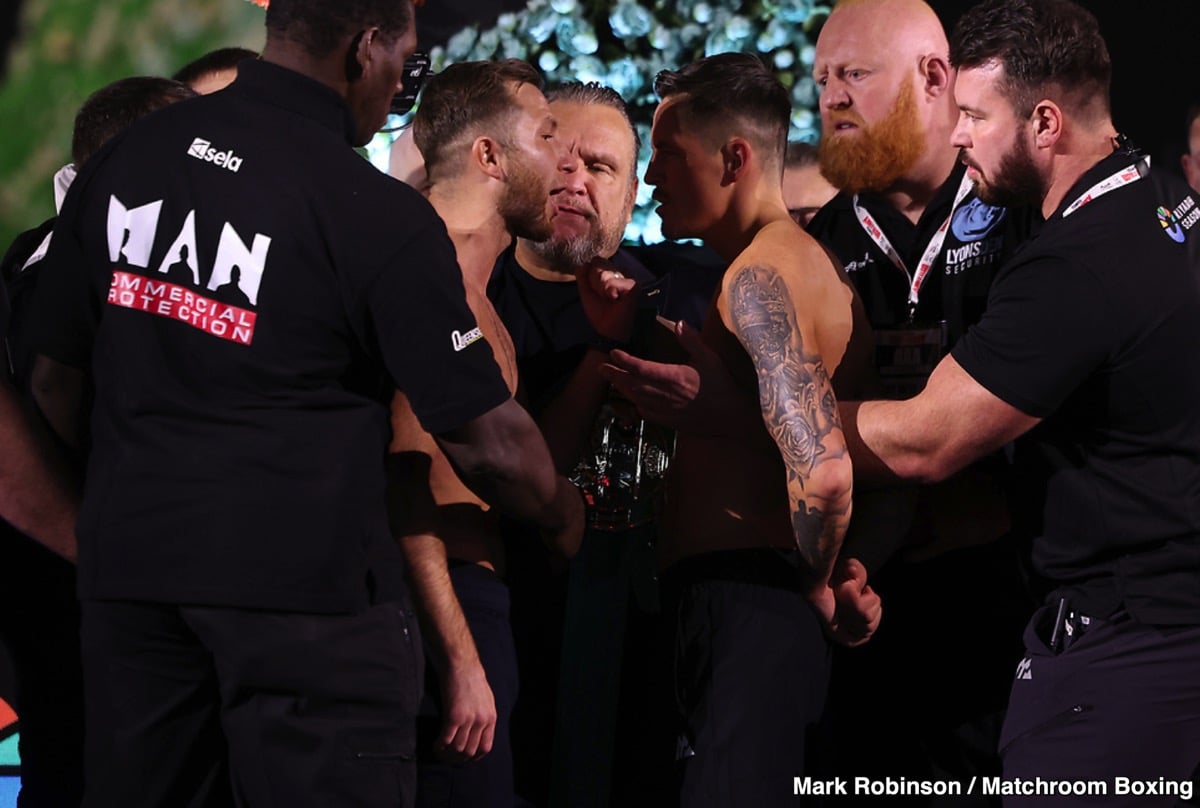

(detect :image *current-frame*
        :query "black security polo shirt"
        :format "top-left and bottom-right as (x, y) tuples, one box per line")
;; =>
(808, 162), (1040, 346)
(953, 151), (1200, 624)
(33, 60), (509, 613)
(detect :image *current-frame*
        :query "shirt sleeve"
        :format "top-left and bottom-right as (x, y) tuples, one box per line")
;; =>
(951, 253), (1112, 418)
(27, 179), (103, 371)
(366, 218), (509, 435)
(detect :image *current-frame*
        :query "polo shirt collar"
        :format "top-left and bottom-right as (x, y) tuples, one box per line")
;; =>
(230, 59), (359, 145)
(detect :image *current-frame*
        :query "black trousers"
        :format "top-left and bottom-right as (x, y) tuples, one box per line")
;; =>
(416, 563), (518, 808)
(1001, 604), (1200, 807)
(661, 549), (830, 808)
(81, 599), (421, 808)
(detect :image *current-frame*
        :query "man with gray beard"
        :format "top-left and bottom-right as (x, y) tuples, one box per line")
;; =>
(486, 82), (722, 807)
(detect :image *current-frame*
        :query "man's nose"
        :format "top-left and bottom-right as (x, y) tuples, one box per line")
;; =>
(644, 154), (661, 186)
(560, 152), (587, 193)
(820, 79), (850, 110)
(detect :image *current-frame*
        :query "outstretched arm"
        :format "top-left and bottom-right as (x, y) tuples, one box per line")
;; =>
(599, 318), (761, 437)
(433, 396), (583, 559)
(840, 355), (1040, 485)
(538, 262), (637, 472)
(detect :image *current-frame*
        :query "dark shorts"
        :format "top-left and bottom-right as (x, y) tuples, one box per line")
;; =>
(660, 549), (830, 808)
(81, 599), (421, 808)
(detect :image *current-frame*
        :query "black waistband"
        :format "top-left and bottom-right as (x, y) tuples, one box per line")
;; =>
(660, 548), (806, 593)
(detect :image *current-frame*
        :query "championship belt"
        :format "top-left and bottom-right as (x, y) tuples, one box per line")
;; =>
(569, 397), (675, 531)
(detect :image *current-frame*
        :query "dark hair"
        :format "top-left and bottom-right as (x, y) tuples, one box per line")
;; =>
(265, 0), (413, 58)
(172, 47), (259, 88)
(653, 52), (791, 168)
(72, 76), (197, 167)
(785, 140), (820, 169)
(546, 81), (640, 181)
(949, 0), (1111, 120)
(414, 59), (543, 175)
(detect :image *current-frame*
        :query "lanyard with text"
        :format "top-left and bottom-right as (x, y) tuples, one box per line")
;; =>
(1060, 156), (1150, 219)
(851, 171), (974, 323)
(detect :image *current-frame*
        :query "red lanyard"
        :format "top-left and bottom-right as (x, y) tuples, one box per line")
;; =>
(851, 171), (974, 321)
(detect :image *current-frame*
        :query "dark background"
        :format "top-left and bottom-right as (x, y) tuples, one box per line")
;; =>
(929, 0), (1200, 176)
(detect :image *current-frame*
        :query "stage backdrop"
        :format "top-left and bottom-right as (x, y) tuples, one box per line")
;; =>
(374, 0), (831, 243)
(0, 0), (263, 254)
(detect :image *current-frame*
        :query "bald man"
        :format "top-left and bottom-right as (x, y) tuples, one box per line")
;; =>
(805, 0), (1041, 793)
(844, 0), (1200, 795)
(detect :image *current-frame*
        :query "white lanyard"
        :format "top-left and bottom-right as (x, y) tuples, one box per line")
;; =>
(852, 171), (974, 320)
(1060, 156), (1150, 218)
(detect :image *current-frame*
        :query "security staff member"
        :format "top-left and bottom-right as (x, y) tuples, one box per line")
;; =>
(29, 1), (581, 805)
(843, 1), (1200, 802)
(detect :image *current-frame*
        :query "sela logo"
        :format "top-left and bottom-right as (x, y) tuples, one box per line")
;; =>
(451, 327), (484, 352)
(187, 137), (244, 173)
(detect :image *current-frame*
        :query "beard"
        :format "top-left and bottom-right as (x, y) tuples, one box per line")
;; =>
(819, 77), (926, 194)
(965, 133), (1045, 208)
(499, 151), (555, 242)
(526, 198), (630, 272)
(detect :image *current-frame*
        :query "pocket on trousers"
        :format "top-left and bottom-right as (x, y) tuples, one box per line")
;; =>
(341, 726), (416, 762)
(999, 701), (1094, 756)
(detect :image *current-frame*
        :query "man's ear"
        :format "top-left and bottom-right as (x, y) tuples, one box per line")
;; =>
(345, 29), (374, 82)
(1030, 99), (1063, 149)
(471, 136), (505, 181)
(721, 139), (751, 184)
(919, 54), (953, 99)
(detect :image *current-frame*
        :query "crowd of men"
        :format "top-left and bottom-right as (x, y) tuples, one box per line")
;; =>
(1, 0), (1198, 806)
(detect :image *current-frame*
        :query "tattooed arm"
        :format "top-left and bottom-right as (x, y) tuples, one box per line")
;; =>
(724, 264), (853, 592)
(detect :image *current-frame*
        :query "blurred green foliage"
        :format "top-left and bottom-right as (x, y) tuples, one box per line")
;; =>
(0, 0), (264, 251)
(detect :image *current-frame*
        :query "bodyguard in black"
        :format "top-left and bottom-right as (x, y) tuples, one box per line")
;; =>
(29, 2), (581, 806)
(808, 162), (1037, 398)
(844, 1), (1200, 803)
(806, 2), (1040, 796)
